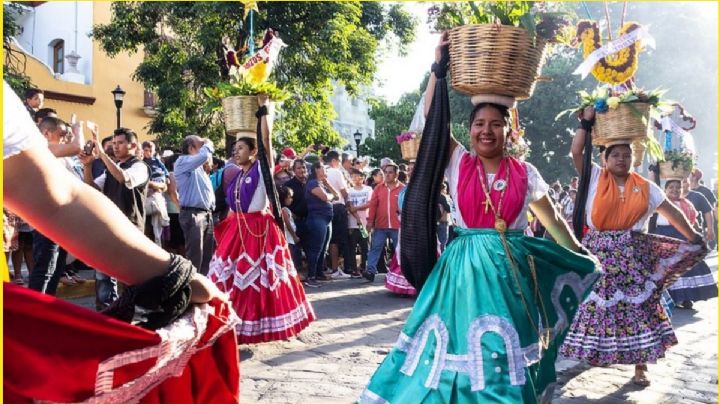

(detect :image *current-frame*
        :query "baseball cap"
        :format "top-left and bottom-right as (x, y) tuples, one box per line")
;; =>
(282, 147), (297, 160)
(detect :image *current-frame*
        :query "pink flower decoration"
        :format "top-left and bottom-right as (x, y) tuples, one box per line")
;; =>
(395, 131), (417, 144)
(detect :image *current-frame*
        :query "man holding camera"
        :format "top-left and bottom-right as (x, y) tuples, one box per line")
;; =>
(80, 126), (151, 309)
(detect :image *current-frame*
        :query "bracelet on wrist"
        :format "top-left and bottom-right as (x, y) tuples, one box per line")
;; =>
(255, 105), (269, 118)
(579, 119), (594, 131)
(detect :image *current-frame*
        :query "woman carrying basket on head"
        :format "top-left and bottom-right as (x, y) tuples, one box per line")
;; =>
(559, 107), (707, 387)
(649, 178), (717, 307)
(208, 94), (315, 344)
(359, 34), (601, 404)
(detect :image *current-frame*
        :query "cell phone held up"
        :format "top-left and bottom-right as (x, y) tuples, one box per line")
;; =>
(83, 141), (95, 155)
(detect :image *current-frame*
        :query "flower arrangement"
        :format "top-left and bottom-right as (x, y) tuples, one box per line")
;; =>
(395, 131), (418, 144)
(428, 1), (575, 44)
(662, 149), (695, 171)
(576, 86), (666, 113)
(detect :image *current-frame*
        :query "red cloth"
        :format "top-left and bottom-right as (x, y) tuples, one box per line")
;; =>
(457, 155), (528, 228)
(4, 283), (240, 404)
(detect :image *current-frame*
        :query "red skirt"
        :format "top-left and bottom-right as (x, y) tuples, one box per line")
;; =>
(209, 211), (315, 344)
(4, 283), (240, 404)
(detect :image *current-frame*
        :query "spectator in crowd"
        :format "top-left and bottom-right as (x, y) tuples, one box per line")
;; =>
(29, 117), (84, 295)
(304, 161), (340, 287)
(162, 153), (186, 256)
(279, 186), (303, 275)
(142, 141), (170, 245)
(398, 170), (408, 185)
(437, 182), (452, 251)
(90, 136), (114, 179)
(285, 158), (310, 262)
(33, 107), (56, 125)
(341, 152), (354, 175)
(380, 157), (395, 170)
(570, 176), (579, 190)
(683, 178), (715, 244)
(80, 126), (151, 309)
(367, 168), (384, 189)
(23, 88), (44, 116)
(324, 151), (352, 279)
(563, 189), (577, 223)
(364, 163), (405, 282)
(689, 169), (717, 236)
(346, 169), (372, 278)
(174, 135), (216, 275)
(274, 153), (293, 186)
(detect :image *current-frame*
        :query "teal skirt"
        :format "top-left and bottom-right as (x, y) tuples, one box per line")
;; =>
(359, 228), (601, 404)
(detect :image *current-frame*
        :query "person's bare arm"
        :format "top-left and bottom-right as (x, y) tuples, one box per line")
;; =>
(571, 107), (596, 175)
(258, 94), (274, 167)
(4, 144), (222, 302)
(657, 200), (703, 242)
(529, 194), (583, 252)
(426, 32), (458, 164)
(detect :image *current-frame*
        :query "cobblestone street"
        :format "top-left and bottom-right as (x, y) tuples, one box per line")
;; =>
(239, 255), (718, 404)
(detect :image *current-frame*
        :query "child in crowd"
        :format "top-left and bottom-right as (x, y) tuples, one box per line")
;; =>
(279, 186), (303, 277)
(347, 169), (372, 278)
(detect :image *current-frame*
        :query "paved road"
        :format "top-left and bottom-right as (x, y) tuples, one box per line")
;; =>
(239, 255), (718, 404)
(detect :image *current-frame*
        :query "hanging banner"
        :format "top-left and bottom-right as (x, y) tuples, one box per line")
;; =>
(573, 25), (656, 79)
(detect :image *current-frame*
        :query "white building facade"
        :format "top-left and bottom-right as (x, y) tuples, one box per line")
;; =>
(330, 82), (375, 156)
(13, 1), (94, 84)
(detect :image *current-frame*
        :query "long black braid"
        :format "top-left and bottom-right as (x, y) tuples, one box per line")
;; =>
(255, 107), (285, 232)
(572, 122), (594, 241)
(400, 48), (451, 291)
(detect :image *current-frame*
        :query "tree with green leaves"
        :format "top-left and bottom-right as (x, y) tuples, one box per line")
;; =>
(3, 3), (34, 95)
(92, 2), (416, 153)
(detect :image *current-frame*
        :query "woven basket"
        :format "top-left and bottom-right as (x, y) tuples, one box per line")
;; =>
(221, 96), (275, 135)
(399, 136), (421, 161)
(448, 24), (547, 99)
(659, 161), (692, 180)
(593, 103), (651, 146)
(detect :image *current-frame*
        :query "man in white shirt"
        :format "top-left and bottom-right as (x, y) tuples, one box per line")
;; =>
(80, 127), (151, 309)
(324, 151), (351, 278)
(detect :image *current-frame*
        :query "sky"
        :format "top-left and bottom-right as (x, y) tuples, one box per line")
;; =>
(373, 2), (438, 104)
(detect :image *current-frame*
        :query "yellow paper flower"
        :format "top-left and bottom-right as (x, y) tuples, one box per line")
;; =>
(607, 97), (621, 109)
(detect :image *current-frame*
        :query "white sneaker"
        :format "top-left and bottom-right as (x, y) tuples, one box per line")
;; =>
(331, 269), (351, 279)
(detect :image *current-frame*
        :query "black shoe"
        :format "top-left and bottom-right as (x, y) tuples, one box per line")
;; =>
(316, 273), (332, 281)
(350, 271), (363, 279)
(362, 271), (375, 283)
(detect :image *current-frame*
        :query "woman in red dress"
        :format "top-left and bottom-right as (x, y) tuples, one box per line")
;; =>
(208, 95), (315, 343)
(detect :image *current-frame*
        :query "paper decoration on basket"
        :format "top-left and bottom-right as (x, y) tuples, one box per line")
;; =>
(574, 20), (655, 85)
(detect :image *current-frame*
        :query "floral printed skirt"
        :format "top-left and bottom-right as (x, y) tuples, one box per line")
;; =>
(653, 225), (718, 303)
(560, 230), (707, 366)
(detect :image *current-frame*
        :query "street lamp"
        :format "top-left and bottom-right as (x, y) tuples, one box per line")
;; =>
(353, 130), (362, 158)
(111, 85), (126, 129)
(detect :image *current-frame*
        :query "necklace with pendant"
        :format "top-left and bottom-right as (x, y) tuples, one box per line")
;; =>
(476, 159), (510, 233)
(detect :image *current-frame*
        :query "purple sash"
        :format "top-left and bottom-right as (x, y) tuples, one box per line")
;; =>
(225, 161), (261, 213)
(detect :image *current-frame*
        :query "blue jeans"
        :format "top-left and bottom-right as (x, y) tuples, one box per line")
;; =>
(367, 229), (399, 275)
(95, 271), (119, 311)
(28, 231), (65, 295)
(304, 214), (332, 279)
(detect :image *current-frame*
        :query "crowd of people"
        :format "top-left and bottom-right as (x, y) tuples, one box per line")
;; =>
(3, 33), (718, 403)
